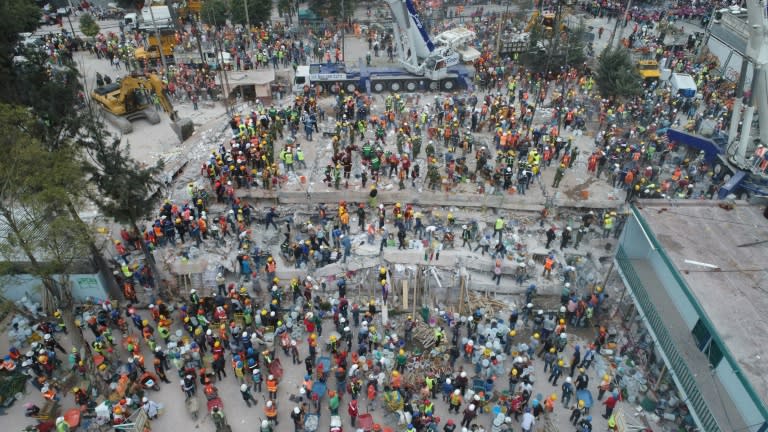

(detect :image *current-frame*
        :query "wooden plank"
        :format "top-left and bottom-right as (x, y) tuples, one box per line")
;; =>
(402, 279), (409, 310)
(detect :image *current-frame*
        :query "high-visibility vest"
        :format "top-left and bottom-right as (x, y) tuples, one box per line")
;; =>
(265, 405), (277, 417)
(267, 379), (277, 392)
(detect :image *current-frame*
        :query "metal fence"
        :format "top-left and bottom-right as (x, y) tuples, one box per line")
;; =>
(615, 247), (721, 432)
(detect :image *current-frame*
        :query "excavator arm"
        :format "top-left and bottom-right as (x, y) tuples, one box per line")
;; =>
(146, 73), (178, 121)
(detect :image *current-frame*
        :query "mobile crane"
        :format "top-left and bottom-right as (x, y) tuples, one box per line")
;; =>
(91, 72), (193, 140)
(292, 0), (475, 94)
(712, 0), (768, 198)
(667, 0), (768, 198)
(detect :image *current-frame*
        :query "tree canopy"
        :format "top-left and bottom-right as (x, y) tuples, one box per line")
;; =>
(200, 0), (229, 26)
(595, 47), (643, 100)
(229, 0), (272, 27)
(79, 13), (101, 37)
(307, 0), (357, 19)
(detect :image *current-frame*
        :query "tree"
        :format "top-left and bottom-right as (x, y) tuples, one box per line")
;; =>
(200, 0), (229, 26)
(520, 23), (587, 75)
(0, 0), (41, 81)
(83, 136), (168, 296)
(307, 0), (356, 19)
(595, 47), (643, 100)
(0, 104), (88, 289)
(230, 0), (272, 27)
(79, 13), (101, 37)
(0, 103), (91, 349)
(277, 0), (295, 18)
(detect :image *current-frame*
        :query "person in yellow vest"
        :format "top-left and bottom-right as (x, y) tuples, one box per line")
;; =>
(602, 213), (614, 239)
(494, 216), (505, 242)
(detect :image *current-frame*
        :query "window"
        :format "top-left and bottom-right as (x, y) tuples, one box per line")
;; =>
(691, 319), (723, 368)
(706, 341), (723, 368)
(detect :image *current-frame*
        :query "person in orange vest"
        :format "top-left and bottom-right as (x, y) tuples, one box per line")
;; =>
(543, 254), (555, 278)
(266, 374), (278, 399)
(264, 399), (278, 425)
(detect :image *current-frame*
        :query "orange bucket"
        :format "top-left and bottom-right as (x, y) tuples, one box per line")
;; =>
(580, 190), (589, 199)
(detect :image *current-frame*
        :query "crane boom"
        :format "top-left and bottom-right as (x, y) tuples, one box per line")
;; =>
(733, 0), (768, 164)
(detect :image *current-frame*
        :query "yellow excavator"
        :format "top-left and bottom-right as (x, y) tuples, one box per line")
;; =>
(90, 72), (193, 139)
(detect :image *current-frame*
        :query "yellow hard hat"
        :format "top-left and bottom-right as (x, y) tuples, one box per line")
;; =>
(533, 333), (540, 339)
(558, 360), (564, 366)
(578, 400), (585, 408)
(550, 393), (557, 401)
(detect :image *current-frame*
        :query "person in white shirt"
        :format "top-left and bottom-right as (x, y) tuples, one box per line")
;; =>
(520, 407), (535, 432)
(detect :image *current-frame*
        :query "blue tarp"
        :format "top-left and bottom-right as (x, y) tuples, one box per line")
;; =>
(666, 129), (724, 163)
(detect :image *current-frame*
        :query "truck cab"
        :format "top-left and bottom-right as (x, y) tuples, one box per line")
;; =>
(637, 60), (661, 82)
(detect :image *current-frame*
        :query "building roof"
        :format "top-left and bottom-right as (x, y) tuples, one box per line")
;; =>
(635, 201), (768, 407)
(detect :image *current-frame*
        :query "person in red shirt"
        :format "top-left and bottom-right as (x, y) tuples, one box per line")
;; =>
(603, 393), (618, 419)
(348, 399), (359, 427)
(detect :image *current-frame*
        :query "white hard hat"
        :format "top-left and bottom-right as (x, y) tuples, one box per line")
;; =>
(142, 397), (148, 403)
(294, 407), (300, 414)
(460, 371), (467, 377)
(206, 329), (212, 335)
(44, 334), (51, 340)
(565, 377), (572, 383)
(446, 378), (451, 384)
(469, 404), (476, 411)
(241, 384), (248, 392)
(266, 401), (273, 407)
(527, 303), (533, 308)
(454, 389), (460, 395)
(262, 420), (269, 427)
(268, 375), (274, 380)
(565, 282), (571, 287)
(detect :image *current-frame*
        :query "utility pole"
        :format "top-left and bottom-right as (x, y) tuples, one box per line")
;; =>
(65, 0), (76, 36)
(607, 0), (633, 50)
(341, 0), (346, 62)
(243, 0), (251, 35)
(191, 15), (206, 65)
(217, 37), (232, 115)
(147, 4), (168, 70)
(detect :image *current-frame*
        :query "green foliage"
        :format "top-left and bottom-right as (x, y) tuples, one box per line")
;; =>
(277, 0), (295, 16)
(0, 0), (41, 69)
(79, 13), (101, 37)
(595, 47), (643, 100)
(200, 0), (229, 26)
(307, 0), (356, 19)
(0, 104), (90, 293)
(83, 137), (164, 228)
(519, 23), (587, 74)
(230, 0), (272, 27)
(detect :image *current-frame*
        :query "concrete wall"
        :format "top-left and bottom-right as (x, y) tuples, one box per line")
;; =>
(620, 214), (767, 431)
(716, 361), (766, 432)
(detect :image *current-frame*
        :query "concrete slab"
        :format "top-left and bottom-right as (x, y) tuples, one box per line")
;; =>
(635, 201), (768, 408)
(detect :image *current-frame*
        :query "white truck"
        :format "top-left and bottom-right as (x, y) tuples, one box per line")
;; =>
(124, 6), (174, 32)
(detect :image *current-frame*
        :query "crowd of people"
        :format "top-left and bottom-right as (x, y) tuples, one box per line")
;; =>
(13, 1), (750, 432)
